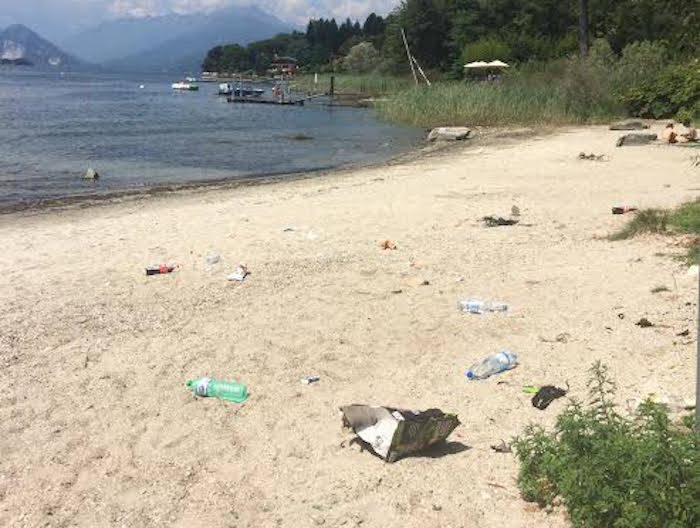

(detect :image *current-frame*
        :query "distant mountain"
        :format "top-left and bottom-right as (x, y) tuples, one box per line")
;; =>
(61, 6), (290, 74)
(0, 24), (87, 70)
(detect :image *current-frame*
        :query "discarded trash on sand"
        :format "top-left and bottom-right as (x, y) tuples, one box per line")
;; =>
(380, 239), (397, 250)
(636, 317), (654, 328)
(465, 350), (518, 380)
(482, 216), (518, 227)
(283, 226), (295, 232)
(612, 206), (637, 215)
(531, 385), (568, 410)
(146, 264), (178, 275)
(186, 377), (248, 403)
(522, 385), (540, 394)
(301, 376), (320, 385)
(578, 152), (608, 161)
(340, 405), (459, 462)
(459, 299), (508, 314)
(204, 253), (220, 265)
(227, 263), (249, 281)
(490, 440), (512, 453)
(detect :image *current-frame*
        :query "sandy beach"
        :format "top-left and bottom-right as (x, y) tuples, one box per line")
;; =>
(0, 126), (697, 527)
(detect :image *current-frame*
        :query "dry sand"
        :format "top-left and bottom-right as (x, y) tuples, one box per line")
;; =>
(0, 126), (697, 527)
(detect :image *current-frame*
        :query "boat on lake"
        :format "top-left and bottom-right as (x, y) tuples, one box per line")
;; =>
(172, 81), (199, 91)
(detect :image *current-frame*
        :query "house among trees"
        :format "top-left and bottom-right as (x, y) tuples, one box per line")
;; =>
(268, 55), (297, 76)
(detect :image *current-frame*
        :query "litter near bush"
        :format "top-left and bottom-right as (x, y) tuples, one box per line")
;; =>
(490, 440), (512, 453)
(612, 206), (637, 214)
(227, 263), (249, 281)
(465, 350), (518, 380)
(340, 405), (459, 462)
(301, 375), (320, 385)
(186, 377), (248, 403)
(146, 264), (177, 275)
(531, 385), (568, 410)
(459, 299), (508, 314)
(522, 385), (540, 394)
(482, 215), (518, 227)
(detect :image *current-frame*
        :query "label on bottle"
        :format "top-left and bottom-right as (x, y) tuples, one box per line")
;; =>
(195, 377), (211, 397)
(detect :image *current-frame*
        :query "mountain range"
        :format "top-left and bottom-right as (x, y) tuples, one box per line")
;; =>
(2, 6), (290, 74)
(61, 6), (290, 73)
(0, 24), (86, 70)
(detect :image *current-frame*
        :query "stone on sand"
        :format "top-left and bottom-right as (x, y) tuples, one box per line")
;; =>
(427, 127), (472, 142)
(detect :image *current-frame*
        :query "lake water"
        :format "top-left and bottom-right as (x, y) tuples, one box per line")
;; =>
(0, 71), (421, 209)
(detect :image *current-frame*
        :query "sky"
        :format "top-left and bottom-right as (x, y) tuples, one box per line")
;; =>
(0, 0), (400, 41)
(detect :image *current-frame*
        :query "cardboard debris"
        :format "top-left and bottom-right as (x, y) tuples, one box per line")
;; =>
(340, 405), (459, 462)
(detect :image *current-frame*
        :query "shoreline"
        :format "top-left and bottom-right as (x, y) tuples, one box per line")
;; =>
(0, 125), (538, 216)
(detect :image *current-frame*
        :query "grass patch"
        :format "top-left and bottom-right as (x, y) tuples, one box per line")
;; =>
(376, 80), (622, 127)
(292, 73), (411, 96)
(609, 199), (700, 264)
(513, 361), (698, 527)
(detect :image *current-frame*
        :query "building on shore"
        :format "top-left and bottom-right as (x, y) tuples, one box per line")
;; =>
(268, 55), (297, 77)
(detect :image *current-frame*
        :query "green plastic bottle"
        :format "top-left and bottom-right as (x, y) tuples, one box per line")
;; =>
(186, 377), (248, 403)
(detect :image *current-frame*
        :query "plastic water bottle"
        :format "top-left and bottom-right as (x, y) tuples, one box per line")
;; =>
(186, 377), (248, 402)
(459, 299), (508, 314)
(465, 350), (518, 380)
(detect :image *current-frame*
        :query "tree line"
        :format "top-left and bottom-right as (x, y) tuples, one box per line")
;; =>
(202, 0), (698, 75)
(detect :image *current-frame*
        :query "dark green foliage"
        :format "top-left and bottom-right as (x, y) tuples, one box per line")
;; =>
(513, 362), (699, 527)
(621, 63), (700, 119)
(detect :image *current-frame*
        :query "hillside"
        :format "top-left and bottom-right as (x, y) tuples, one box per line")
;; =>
(0, 24), (87, 70)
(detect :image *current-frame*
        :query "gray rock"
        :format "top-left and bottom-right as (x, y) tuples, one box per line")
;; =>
(427, 127), (472, 142)
(610, 121), (648, 130)
(616, 133), (657, 147)
(83, 167), (99, 180)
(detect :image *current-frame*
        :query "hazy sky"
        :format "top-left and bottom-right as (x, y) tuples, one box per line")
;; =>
(1, 0), (400, 40)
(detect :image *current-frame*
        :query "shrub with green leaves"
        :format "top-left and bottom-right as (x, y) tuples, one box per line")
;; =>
(513, 362), (698, 528)
(622, 62), (700, 119)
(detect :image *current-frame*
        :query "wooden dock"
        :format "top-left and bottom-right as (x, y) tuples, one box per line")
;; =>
(227, 96), (304, 106)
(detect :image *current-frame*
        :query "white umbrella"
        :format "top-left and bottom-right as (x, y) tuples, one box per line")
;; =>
(487, 60), (510, 68)
(464, 61), (489, 69)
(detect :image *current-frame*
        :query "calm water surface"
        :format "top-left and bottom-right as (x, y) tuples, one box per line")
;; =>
(0, 70), (421, 207)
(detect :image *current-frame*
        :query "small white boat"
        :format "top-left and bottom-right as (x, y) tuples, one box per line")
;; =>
(172, 82), (199, 91)
(185, 76), (198, 82)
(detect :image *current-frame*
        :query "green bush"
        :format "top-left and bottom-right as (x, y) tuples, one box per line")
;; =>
(609, 199), (700, 264)
(513, 362), (698, 528)
(615, 41), (668, 87)
(622, 62), (700, 119)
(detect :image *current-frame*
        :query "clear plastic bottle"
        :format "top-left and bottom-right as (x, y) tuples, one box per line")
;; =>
(186, 377), (248, 402)
(459, 299), (508, 314)
(465, 350), (518, 380)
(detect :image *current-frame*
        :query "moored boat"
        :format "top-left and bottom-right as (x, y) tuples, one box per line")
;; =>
(172, 82), (199, 91)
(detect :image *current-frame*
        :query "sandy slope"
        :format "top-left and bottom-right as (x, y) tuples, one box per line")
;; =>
(0, 126), (697, 528)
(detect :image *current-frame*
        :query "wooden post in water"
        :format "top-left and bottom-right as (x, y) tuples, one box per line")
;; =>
(329, 75), (335, 105)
